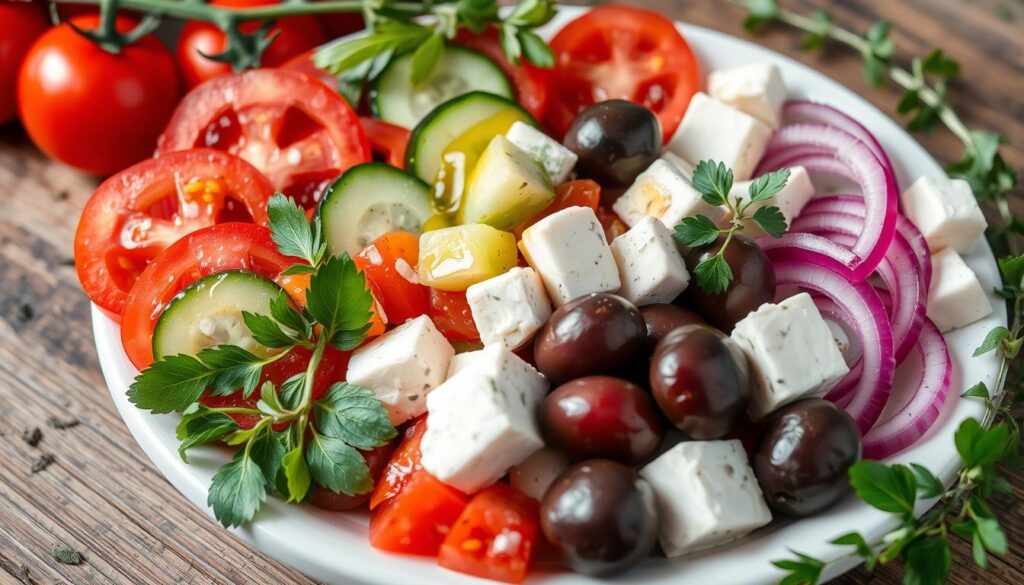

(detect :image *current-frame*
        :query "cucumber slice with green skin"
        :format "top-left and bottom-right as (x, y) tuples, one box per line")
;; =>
(153, 270), (284, 360)
(320, 162), (432, 257)
(405, 91), (536, 185)
(372, 44), (513, 129)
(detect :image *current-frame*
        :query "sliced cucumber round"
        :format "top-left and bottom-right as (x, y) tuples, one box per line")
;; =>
(372, 44), (512, 129)
(320, 162), (432, 256)
(153, 270), (284, 359)
(406, 91), (536, 185)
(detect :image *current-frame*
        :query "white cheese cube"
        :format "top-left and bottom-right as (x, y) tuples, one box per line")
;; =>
(467, 267), (551, 350)
(612, 159), (728, 230)
(708, 63), (787, 128)
(420, 344), (549, 493)
(610, 216), (690, 306)
(640, 440), (771, 557)
(729, 166), (815, 237)
(660, 151), (694, 178)
(506, 121), (578, 184)
(509, 448), (570, 501)
(346, 315), (455, 425)
(520, 206), (620, 306)
(667, 92), (773, 182)
(927, 248), (993, 332)
(900, 176), (987, 254)
(447, 349), (483, 377)
(731, 293), (850, 420)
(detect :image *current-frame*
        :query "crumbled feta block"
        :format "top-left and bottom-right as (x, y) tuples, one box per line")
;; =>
(520, 206), (621, 306)
(900, 176), (987, 255)
(729, 165), (815, 237)
(640, 440), (771, 557)
(731, 293), (850, 420)
(506, 121), (578, 184)
(610, 216), (690, 306)
(447, 349), (483, 378)
(346, 315), (455, 425)
(612, 159), (728, 230)
(509, 448), (570, 501)
(927, 248), (993, 332)
(467, 267), (552, 349)
(660, 151), (695, 178)
(420, 344), (549, 493)
(667, 92), (773, 182)
(708, 63), (787, 128)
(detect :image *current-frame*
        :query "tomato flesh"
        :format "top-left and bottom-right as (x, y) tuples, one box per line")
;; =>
(360, 117), (411, 168)
(514, 179), (601, 238)
(369, 469), (468, 556)
(429, 289), (479, 342)
(354, 231), (431, 325)
(370, 417), (427, 510)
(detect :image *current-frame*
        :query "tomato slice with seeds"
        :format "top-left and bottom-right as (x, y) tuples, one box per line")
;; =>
(545, 4), (699, 143)
(74, 149), (275, 315)
(157, 68), (371, 209)
(369, 469), (469, 556)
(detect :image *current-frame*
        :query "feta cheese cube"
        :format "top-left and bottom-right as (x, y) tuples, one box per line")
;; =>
(612, 159), (728, 230)
(728, 166), (815, 237)
(610, 216), (690, 305)
(509, 448), (570, 501)
(467, 267), (552, 349)
(900, 176), (987, 254)
(708, 63), (787, 128)
(731, 293), (850, 420)
(506, 121), (578, 184)
(668, 92), (773, 182)
(660, 151), (694, 178)
(421, 344), (549, 493)
(640, 440), (771, 557)
(927, 248), (993, 332)
(520, 206), (621, 306)
(346, 315), (455, 425)
(447, 349), (483, 377)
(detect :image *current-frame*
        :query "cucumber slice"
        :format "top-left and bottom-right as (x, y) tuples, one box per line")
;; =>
(406, 91), (536, 185)
(372, 44), (512, 129)
(153, 270), (284, 359)
(320, 162), (432, 257)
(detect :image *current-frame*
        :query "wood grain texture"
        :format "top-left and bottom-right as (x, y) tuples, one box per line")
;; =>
(0, 1), (1021, 583)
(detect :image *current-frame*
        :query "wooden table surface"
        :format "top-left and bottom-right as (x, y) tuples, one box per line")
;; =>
(1, 0), (1022, 583)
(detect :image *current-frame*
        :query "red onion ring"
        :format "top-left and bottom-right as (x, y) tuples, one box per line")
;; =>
(781, 101), (895, 172)
(804, 295), (862, 403)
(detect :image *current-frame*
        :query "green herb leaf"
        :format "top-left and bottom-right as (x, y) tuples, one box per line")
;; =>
(314, 21), (430, 76)
(314, 383), (397, 450)
(691, 160), (733, 206)
(908, 463), (944, 498)
(848, 460), (917, 515)
(280, 264), (317, 276)
(249, 430), (288, 491)
(973, 528), (988, 567)
(961, 381), (991, 400)
(866, 20), (894, 58)
(830, 532), (877, 570)
(897, 89), (920, 114)
(242, 312), (298, 349)
(256, 381), (285, 416)
(748, 168), (791, 202)
(801, 10), (832, 51)
(267, 193), (324, 267)
(921, 48), (960, 78)
(279, 373), (306, 411)
(955, 418), (1011, 468)
(862, 53), (886, 87)
(771, 549), (824, 585)
(498, 23), (522, 64)
(272, 292), (312, 341)
(974, 326), (1010, 356)
(743, 0), (780, 31)
(199, 345), (270, 399)
(306, 433), (373, 495)
(998, 253), (1024, 288)
(694, 255), (733, 295)
(977, 517), (1008, 554)
(176, 405), (239, 462)
(674, 215), (721, 247)
(52, 546), (83, 566)
(410, 33), (445, 85)
(282, 445), (312, 503)
(752, 206), (788, 237)
(128, 354), (215, 414)
(903, 535), (951, 585)
(208, 449), (267, 528)
(518, 30), (554, 68)
(306, 254), (374, 350)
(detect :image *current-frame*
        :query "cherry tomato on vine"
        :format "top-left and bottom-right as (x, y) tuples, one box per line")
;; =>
(0, 2), (49, 125)
(454, 27), (550, 122)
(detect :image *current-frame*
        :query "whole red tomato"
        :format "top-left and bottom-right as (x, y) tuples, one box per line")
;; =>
(17, 16), (181, 175)
(176, 0), (325, 89)
(0, 2), (49, 125)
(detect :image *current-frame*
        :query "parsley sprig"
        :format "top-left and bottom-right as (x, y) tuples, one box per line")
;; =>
(129, 193), (396, 528)
(673, 160), (791, 294)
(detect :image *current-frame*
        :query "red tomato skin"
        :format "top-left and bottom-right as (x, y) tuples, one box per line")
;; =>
(454, 27), (550, 122)
(353, 232), (431, 325)
(369, 416), (427, 509)
(0, 2), (49, 125)
(369, 469), (469, 556)
(438, 483), (541, 584)
(318, 10), (365, 39)
(429, 289), (480, 342)
(17, 16), (181, 175)
(514, 179), (601, 239)
(310, 441), (394, 511)
(359, 117), (411, 168)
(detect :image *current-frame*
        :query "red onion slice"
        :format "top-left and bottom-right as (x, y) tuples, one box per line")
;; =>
(782, 101), (895, 172)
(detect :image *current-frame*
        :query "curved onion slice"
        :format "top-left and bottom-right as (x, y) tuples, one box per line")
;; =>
(781, 101), (895, 172)
(804, 295), (863, 403)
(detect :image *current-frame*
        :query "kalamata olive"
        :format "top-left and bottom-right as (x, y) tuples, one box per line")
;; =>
(679, 233), (775, 332)
(534, 293), (646, 385)
(562, 100), (662, 188)
(640, 303), (704, 351)
(540, 460), (658, 576)
(754, 399), (861, 516)
(649, 324), (750, 439)
(541, 376), (665, 465)
(310, 441), (394, 511)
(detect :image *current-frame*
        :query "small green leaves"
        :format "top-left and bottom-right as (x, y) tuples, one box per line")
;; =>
(208, 449), (267, 528)
(974, 326), (1010, 356)
(748, 168), (791, 202)
(771, 549), (824, 585)
(314, 383), (397, 450)
(691, 160), (734, 206)
(961, 382), (991, 400)
(242, 311), (299, 349)
(752, 206), (788, 237)
(267, 193), (325, 269)
(908, 464), (944, 499)
(848, 460), (917, 515)
(410, 32), (445, 85)
(306, 433), (373, 496)
(200, 346), (271, 399)
(314, 21), (431, 76)
(903, 535), (951, 585)
(694, 255), (733, 295)
(518, 30), (554, 68)
(674, 215), (721, 248)
(176, 405), (239, 462)
(128, 354), (217, 414)
(52, 546), (83, 566)
(998, 253), (1024, 287)
(306, 254), (374, 350)
(861, 21), (895, 87)
(282, 445), (312, 503)
(248, 430), (288, 491)
(500, 0), (558, 67)
(801, 10), (833, 51)
(831, 532), (877, 571)
(742, 0), (780, 32)
(955, 418), (1011, 468)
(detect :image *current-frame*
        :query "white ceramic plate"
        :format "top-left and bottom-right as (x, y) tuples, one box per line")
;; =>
(93, 6), (1007, 584)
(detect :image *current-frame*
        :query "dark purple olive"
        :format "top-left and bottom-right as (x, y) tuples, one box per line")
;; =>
(679, 233), (775, 332)
(540, 460), (658, 576)
(562, 100), (662, 188)
(640, 303), (704, 351)
(534, 293), (646, 385)
(754, 399), (861, 516)
(541, 376), (665, 465)
(649, 324), (750, 439)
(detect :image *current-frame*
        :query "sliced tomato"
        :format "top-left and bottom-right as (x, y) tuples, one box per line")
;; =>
(156, 68), (371, 209)
(428, 289), (479, 342)
(370, 416), (427, 510)
(311, 440), (394, 511)
(514, 179), (601, 239)
(120, 223), (299, 369)
(353, 231), (430, 325)
(360, 117), (410, 168)
(545, 4), (699, 142)
(438, 483), (541, 584)
(454, 27), (550, 121)
(74, 149), (275, 315)
(281, 49), (339, 91)
(369, 469), (468, 555)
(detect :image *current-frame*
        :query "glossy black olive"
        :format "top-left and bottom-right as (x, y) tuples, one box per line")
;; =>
(679, 233), (775, 332)
(534, 293), (647, 385)
(640, 303), (704, 351)
(753, 399), (862, 516)
(540, 460), (658, 576)
(563, 100), (662, 188)
(649, 324), (750, 439)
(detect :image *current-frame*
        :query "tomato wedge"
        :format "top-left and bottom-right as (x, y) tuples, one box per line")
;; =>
(120, 223), (299, 369)
(369, 469), (468, 556)
(370, 417), (428, 510)
(354, 231), (430, 326)
(74, 149), (275, 315)
(514, 179), (601, 239)
(428, 289), (479, 342)
(454, 27), (550, 121)
(157, 68), (371, 209)
(359, 117), (410, 168)
(545, 4), (699, 142)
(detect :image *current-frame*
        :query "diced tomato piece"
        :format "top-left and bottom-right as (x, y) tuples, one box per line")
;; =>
(360, 117), (411, 168)
(369, 469), (469, 555)
(514, 180), (601, 239)
(596, 205), (628, 242)
(354, 232), (431, 325)
(428, 289), (480, 342)
(370, 417), (428, 509)
(438, 483), (541, 584)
